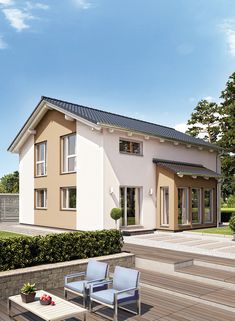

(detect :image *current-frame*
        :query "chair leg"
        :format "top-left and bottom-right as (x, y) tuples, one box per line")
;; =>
(89, 299), (92, 312)
(137, 298), (141, 315)
(64, 289), (67, 300)
(114, 298), (118, 321)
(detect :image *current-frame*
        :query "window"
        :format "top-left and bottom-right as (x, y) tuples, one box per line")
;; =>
(120, 187), (141, 226)
(119, 139), (142, 155)
(192, 188), (201, 224)
(178, 188), (189, 225)
(35, 189), (47, 209)
(160, 187), (169, 226)
(62, 134), (76, 173)
(61, 187), (76, 210)
(36, 142), (47, 176)
(204, 189), (213, 223)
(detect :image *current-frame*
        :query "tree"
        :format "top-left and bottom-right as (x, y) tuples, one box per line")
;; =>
(186, 99), (220, 143)
(219, 72), (235, 201)
(110, 208), (122, 229)
(0, 171), (19, 193)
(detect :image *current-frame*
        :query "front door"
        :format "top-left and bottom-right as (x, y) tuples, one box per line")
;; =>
(120, 187), (140, 226)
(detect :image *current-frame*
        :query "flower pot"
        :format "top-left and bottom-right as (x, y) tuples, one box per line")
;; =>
(40, 298), (52, 305)
(21, 292), (36, 303)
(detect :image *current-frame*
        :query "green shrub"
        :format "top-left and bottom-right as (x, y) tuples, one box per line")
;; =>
(229, 215), (235, 233)
(0, 230), (123, 271)
(110, 208), (122, 229)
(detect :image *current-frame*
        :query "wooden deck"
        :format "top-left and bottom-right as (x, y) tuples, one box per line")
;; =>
(1, 286), (235, 321)
(1, 244), (235, 320)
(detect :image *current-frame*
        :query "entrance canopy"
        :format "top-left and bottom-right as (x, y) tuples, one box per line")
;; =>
(153, 159), (220, 178)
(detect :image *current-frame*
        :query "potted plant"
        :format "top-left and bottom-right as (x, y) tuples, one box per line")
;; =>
(229, 215), (235, 241)
(110, 208), (122, 229)
(20, 283), (37, 303)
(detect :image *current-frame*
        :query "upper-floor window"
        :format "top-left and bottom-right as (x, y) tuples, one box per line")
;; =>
(62, 134), (76, 173)
(35, 189), (47, 209)
(119, 139), (142, 155)
(36, 142), (47, 176)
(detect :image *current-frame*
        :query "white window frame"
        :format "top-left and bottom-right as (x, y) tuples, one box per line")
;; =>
(160, 186), (169, 226)
(119, 138), (143, 156)
(204, 189), (213, 223)
(61, 187), (77, 210)
(35, 189), (47, 209)
(178, 187), (190, 226)
(120, 186), (141, 226)
(62, 134), (76, 173)
(192, 188), (202, 225)
(36, 142), (47, 176)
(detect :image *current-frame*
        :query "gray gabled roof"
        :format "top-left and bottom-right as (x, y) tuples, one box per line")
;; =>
(42, 96), (219, 150)
(153, 159), (220, 178)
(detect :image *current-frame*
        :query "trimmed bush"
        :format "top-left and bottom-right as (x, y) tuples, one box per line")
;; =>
(110, 208), (122, 229)
(229, 215), (235, 234)
(0, 230), (123, 271)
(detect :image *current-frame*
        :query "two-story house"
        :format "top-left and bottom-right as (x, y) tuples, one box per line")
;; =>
(8, 97), (221, 231)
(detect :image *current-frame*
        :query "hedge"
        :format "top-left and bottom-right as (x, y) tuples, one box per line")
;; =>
(221, 209), (235, 222)
(0, 230), (123, 271)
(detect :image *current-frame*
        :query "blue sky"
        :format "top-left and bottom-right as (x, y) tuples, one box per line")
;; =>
(0, 0), (234, 177)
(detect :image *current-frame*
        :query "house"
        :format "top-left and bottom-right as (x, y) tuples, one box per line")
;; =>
(8, 97), (221, 231)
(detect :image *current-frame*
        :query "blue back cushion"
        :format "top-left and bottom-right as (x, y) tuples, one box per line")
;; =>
(86, 260), (108, 281)
(113, 266), (139, 291)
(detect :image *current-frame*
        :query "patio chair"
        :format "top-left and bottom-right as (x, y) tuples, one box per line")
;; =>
(89, 266), (141, 321)
(64, 259), (109, 307)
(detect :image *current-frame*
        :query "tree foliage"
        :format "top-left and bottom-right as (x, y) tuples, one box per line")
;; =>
(186, 72), (235, 201)
(0, 171), (19, 193)
(186, 100), (220, 143)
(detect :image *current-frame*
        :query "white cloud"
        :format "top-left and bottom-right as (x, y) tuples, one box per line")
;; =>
(73, 0), (91, 10)
(203, 96), (214, 102)
(174, 123), (189, 133)
(0, 36), (7, 49)
(0, 0), (13, 5)
(2, 8), (34, 31)
(220, 20), (235, 57)
(26, 2), (49, 10)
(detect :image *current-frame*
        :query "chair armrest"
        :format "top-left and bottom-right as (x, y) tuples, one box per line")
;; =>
(86, 278), (107, 284)
(65, 272), (86, 284)
(89, 279), (113, 292)
(116, 287), (139, 295)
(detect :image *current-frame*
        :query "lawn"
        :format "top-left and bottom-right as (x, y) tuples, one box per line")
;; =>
(192, 226), (233, 235)
(0, 231), (24, 238)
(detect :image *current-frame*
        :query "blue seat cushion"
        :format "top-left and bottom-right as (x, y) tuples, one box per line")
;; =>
(91, 289), (137, 305)
(65, 280), (87, 293)
(65, 280), (108, 294)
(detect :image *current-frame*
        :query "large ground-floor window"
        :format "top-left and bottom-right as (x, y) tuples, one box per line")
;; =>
(120, 187), (141, 226)
(160, 187), (169, 226)
(178, 188), (189, 225)
(192, 188), (201, 224)
(204, 189), (213, 223)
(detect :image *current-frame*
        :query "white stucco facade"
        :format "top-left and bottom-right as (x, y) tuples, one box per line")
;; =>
(74, 123), (219, 230)
(19, 135), (34, 224)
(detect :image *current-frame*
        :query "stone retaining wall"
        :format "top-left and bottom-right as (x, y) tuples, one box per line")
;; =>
(0, 252), (134, 299)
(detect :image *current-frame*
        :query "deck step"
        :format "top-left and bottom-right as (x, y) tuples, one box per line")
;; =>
(122, 228), (155, 236)
(176, 265), (235, 284)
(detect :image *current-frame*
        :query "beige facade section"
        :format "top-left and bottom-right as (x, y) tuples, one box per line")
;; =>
(156, 166), (217, 231)
(34, 110), (76, 229)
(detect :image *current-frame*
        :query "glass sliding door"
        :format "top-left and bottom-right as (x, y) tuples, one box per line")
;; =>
(160, 187), (169, 226)
(120, 187), (140, 226)
(178, 188), (189, 225)
(204, 189), (213, 223)
(192, 188), (201, 224)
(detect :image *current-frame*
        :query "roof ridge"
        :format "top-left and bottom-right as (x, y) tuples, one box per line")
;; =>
(42, 96), (181, 132)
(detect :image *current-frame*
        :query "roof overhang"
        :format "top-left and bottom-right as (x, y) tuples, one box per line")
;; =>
(153, 158), (220, 178)
(8, 98), (101, 153)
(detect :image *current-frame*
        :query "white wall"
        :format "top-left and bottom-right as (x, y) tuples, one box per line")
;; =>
(102, 129), (219, 229)
(76, 122), (104, 230)
(19, 135), (34, 224)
